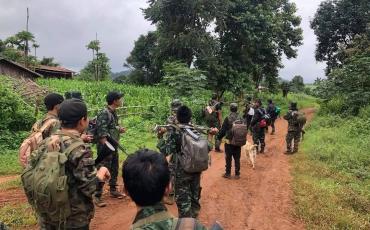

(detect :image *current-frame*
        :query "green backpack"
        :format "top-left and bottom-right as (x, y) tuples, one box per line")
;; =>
(21, 133), (84, 222)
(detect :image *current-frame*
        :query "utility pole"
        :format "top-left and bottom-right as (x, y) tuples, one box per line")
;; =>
(95, 32), (99, 81)
(25, 7), (29, 67)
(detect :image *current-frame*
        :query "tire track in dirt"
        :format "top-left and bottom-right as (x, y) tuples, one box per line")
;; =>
(91, 108), (315, 230)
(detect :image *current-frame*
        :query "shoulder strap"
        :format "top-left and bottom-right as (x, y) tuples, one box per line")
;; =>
(39, 118), (58, 133)
(175, 218), (196, 230)
(131, 211), (174, 229)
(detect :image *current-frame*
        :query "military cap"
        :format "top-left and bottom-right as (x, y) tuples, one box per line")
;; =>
(106, 91), (123, 104)
(44, 93), (64, 109)
(58, 99), (87, 123)
(230, 103), (238, 110)
(171, 99), (182, 111)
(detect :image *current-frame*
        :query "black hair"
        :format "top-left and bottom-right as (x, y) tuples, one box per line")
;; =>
(176, 105), (192, 124)
(60, 116), (87, 129)
(106, 91), (123, 105)
(44, 93), (64, 111)
(268, 99), (272, 104)
(122, 149), (170, 206)
(230, 106), (238, 113)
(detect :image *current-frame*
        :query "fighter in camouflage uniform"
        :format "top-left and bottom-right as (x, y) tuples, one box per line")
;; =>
(123, 149), (207, 230)
(94, 92), (126, 207)
(157, 106), (203, 218)
(37, 99), (110, 229)
(31, 93), (64, 139)
(284, 102), (302, 154)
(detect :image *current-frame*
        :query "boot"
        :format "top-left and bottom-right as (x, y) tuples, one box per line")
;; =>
(259, 146), (265, 154)
(110, 190), (125, 199)
(94, 196), (107, 207)
(222, 173), (231, 179)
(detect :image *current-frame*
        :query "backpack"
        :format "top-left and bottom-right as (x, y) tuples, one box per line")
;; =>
(258, 109), (270, 128)
(296, 112), (307, 128)
(21, 133), (85, 223)
(88, 108), (113, 143)
(19, 117), (58, 168)
(178, 126), (209, 173)
(230, 120), (248, 146)
(275, 106), (281, 116)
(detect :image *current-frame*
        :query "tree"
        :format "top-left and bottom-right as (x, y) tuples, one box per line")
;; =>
(161, 61), (207, 97)
(15, 31), (35, 66)
(40, 57), (59, 67)
(86, 40), (102, 80)
(311, 0), (369, 74)
(290, 75), (305, 92)
(280, 80), (290, 98)
(80, 53), (111, 81)
(214, 0), (303, 90)
(32, 43), (39, 60)
(125, 31), (161, 84)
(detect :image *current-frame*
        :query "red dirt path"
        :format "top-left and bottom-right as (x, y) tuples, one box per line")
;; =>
(90, 108), (315, 230)
(0, 108), (315, 230)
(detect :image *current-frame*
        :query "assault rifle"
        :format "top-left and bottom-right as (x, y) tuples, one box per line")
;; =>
(153, 124), (211, 135)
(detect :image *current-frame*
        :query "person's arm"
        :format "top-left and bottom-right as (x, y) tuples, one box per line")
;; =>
(251, 109), (260, 126)
(217, 117), (229, 140)
(69, 147), (99, 198)
(96, 111), (110, 144)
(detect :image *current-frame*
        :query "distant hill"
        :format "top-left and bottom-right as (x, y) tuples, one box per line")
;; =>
(111, 70), (132, 80)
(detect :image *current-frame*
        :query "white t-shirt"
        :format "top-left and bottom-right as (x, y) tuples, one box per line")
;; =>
(248, 107), (255, 116)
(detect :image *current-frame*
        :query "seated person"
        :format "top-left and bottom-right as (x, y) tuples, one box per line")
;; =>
(122, 149), (208, 229)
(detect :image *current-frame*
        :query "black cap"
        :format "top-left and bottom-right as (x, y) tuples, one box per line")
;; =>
(65, 91), (83, 100)
(58, 99), (87, 123)
(106, 91), (123, 105)
(44, 93), (64, 110)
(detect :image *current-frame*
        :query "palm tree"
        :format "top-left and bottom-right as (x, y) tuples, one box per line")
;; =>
(86, 40), (101, 80)
(32, 43), (39, 60)
(15, 31), (35, 66)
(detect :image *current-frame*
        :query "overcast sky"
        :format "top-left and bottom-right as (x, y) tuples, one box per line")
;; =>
(0, 0), (326, 83)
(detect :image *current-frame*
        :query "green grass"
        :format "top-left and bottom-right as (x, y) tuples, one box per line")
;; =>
(0, 150), (22, 175)
(0, 203), (37, 229)
(292, 114), (370, 229)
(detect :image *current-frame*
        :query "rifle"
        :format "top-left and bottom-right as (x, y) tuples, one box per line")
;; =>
(95, 135), (129, 166)
(153, 124), (211, 135)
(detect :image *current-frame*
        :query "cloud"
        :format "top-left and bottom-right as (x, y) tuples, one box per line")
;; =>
(279, 0), (326, 83)
(0, 0), (326, 82)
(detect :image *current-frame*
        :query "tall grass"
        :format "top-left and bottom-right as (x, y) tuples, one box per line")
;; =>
(292, 113), (370, 229)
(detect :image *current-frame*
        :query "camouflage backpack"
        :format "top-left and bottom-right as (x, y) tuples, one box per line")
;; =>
(178, 125), (209, 173)
(296, 112), (307, 128)
(21, 132), (85, 223)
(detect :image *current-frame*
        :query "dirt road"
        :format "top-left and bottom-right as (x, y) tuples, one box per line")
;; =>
(0, 108), (315, 230)
(91, 108), (315, 230)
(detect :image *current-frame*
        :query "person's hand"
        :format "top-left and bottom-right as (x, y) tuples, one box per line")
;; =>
(209, 128), (219, 135)
(81, 133), (93, 143)
(119, 127), (126, 134)
(99, 137), (107, 145)
(97, 166), (110, 182)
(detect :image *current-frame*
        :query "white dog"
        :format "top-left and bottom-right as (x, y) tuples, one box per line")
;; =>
(241, 141), (257, 169)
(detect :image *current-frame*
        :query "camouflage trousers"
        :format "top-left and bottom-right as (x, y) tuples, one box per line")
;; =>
(252, 126), (266, 151)
(95, 146), (119, 197)
(174, 168), (202, 218)
(286, 131), (301, 152)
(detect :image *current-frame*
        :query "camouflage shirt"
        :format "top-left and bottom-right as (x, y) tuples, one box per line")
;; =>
(43, 131), (97, 228)
(157, 126), (181, 165)
(96, 106), (120, 141)
(32, 113), (60, 139)
(284, 110), (300, 132)
(131, 202), (207, 230)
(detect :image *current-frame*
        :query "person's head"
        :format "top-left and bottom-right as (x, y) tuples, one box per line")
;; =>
(176, 105), (192, 124)
(122, 149), (170, 207)
(211, 93), (217, 100)
(58, 99), (88, 133)
(106, 91), (123, 107)
(246, 96), (252, 103)
(65, 91), (83, 101)
(44, 93), (64, 112)
(230, 103), (238, 112)
(170, 99), (182, 113)
(289, 102), (298, 111)
(267, 99), (272, 104)
(254, 99), (262, 108)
